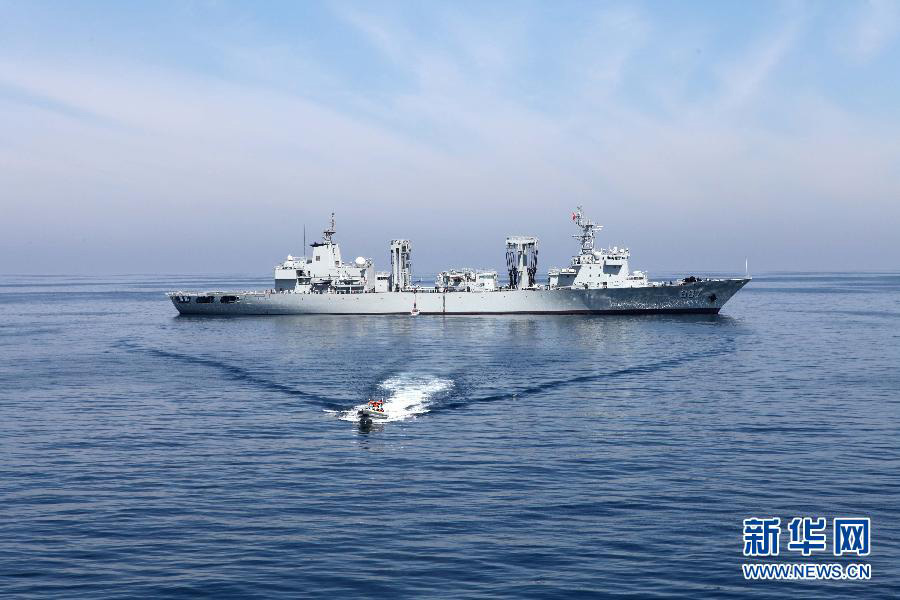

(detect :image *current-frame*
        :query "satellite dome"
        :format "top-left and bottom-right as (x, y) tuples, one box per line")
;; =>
(355, 256), (367, 266)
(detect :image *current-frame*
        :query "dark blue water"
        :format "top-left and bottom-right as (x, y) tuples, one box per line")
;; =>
(2, 273), (899, 598)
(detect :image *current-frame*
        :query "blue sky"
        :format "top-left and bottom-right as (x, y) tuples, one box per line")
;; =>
(1, 0), (899, 274)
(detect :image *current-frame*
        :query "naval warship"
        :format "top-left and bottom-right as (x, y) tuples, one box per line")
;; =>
(167, 207), (749, 315)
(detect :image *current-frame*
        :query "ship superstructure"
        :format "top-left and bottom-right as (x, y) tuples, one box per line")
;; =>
(273, 213), (378, 294)
(548, 207), (649, 290)
(436, 269), (498, 292)
(168, 207), (749, 315)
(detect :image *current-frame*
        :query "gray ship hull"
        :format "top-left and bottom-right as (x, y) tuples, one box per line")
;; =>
(168, 278), (749, 315)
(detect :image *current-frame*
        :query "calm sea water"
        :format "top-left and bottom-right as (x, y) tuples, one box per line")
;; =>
(1, 273), (898, 598)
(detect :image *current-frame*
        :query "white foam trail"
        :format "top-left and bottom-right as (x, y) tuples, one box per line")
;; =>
(331, 375), (453, 423)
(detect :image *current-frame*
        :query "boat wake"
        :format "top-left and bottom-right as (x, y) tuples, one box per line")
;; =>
(330, 375), (454, 423)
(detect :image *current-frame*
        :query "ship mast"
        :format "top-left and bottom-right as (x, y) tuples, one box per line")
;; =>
(323, 212), (336, 245)
(572, 205), (602, 254)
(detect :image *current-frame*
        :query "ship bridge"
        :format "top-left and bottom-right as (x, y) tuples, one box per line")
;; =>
(547, 207), (648, 290)
(274, 213), (375, 294)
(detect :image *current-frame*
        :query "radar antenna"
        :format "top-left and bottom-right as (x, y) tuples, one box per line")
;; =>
(572, 206), (602, 253)
(323, 212), (336, 244)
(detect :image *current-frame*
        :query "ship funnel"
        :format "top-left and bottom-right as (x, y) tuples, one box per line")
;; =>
(390, 239), (412, 291)
(506, 236), (539, 289)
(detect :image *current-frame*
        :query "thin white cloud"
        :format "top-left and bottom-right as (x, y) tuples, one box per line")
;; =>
(1, 4), (899, 273)
(845, 0), (900, 62)
(332, 4), (410, 65)
(715, 16), (801, 111)
(578, 5), (651, 98)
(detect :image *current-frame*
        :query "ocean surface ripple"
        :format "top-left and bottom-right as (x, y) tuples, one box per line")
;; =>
(1, 272), (899, 598)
